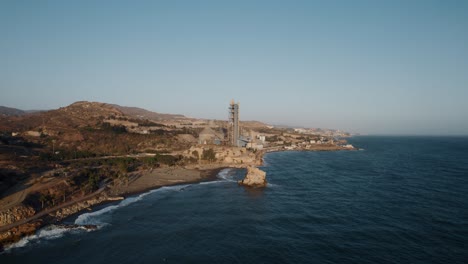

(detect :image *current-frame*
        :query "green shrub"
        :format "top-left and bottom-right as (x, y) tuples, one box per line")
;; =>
(202, 148), (216, 161)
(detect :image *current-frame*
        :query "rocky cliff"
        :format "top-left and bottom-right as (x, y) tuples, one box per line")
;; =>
(238, 166), (267, 187)
(0, 193), (122, 248)
(0, 221), (42, 248)
(0, 206), (36, 227)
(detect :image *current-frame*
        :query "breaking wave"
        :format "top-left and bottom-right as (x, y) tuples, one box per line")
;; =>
(3, 169), (239, 253)
(76, 169), (241, 227)
(199, 181), (221, 185)
(75, 184), (189, 225)
(217, 168), (236, 182)
(3, 225), (93, 252)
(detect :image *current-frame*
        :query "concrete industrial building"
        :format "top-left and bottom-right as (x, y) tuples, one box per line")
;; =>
(228, 100), (240, 147)
(198, 127), (223, 145)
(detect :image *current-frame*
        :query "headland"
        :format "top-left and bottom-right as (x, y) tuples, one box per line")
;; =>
(0, 100), (355, 249)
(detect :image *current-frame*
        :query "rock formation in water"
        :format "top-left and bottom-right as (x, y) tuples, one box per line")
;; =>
(238, 166), (267, 187)
(54, 224), (98, 230)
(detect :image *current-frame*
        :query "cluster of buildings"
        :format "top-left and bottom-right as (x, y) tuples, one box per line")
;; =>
(194, 100), (353, 151)
(195, 100), (265, 150)
(293, 128), (351, 137)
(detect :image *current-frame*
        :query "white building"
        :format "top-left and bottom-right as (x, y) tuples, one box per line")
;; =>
(257, 135), (266, 143)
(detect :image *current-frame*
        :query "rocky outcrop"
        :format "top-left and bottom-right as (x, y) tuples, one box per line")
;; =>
(0, 193), (120, 249)
(0, 206), (36, 227)
(0, 221), (42, 248)
(184, 146), (262, 168)
(238, 166), (267, 187)
(54, 224), (98, 230)
(49, 193), (114, 221)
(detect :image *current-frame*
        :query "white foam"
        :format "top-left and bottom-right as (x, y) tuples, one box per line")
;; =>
(199, 181), (221, 185)
(74, 205), (117, 226)
(217, 168), (236, 182)
(3, 225), (92, 252)
(75, 184), (189, 225)
(2, 184), (207, 253)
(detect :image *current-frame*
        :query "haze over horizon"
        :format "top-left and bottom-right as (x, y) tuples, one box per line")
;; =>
(1, 1), (467, 135)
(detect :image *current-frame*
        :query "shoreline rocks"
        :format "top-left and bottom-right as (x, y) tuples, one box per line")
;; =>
(238, 166), (267, 187)
(0, 220), (42, 249)
(0, 206), (36, 227)
(54, 223), (98, 230)
(0, 168), (219, 249)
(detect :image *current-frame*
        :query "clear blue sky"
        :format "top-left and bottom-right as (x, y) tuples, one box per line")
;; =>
(1, 0), (467, 135)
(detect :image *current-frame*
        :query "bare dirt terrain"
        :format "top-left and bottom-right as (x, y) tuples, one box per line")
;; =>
(108, 167), (221, 196)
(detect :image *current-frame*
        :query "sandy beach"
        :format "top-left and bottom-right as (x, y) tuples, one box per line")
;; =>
(108, 167), (225, 197)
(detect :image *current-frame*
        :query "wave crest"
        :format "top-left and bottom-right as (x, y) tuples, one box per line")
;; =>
(217, 168), (236, 182)
(75, 184), (189, 225)
(3, 225), (93, 252)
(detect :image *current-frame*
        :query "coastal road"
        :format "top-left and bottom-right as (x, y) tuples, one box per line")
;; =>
(0, 187), (105, 233)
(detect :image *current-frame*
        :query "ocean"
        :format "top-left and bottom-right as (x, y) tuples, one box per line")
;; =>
(2, 136), (468, 263)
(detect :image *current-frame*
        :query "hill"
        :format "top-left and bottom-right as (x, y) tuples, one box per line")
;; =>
(0, 101), (188, 131)
(240, 120), (270, 129)
(111, 105), (186, 121)
(0, 106), (26, 117)
(0, 101), (123, 132)
(0, 101), (202, 157)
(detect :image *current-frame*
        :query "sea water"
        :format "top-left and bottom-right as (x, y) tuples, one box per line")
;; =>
(2, 136), (468, 263)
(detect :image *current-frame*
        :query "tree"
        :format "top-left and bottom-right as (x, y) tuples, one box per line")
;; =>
(39, 194), (48, 209)
(118, 159), (129, 173)
(154, 154), (177, 166)
(202, 148), (216, 162)
(87, 172), (100, 191)
(143, 156), (156, 168)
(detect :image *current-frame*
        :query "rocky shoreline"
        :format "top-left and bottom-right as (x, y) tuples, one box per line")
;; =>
(0, 146), (353, 250)
(0, 166), (224, 250)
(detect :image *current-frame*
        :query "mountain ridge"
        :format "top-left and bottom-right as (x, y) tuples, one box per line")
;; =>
(0, 106), (26, 117)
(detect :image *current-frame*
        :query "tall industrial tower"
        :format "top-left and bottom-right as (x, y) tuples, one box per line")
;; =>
(228, 99), (240, 147)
